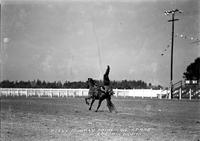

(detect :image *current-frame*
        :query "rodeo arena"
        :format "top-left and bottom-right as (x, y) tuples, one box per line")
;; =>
(1, 79), (200, 141)
(1, 1), (200, 141)
(0, 80), (200, 99)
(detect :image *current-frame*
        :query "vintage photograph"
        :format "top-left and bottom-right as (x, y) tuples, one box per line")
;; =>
(1, 0), (200, 140)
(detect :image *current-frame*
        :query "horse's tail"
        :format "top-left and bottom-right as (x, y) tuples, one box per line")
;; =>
(106, 98), (117, 113)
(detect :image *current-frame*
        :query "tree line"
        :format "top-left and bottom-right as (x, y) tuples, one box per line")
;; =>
(0, 79), (163, 89)
(1, 57), (198, 90)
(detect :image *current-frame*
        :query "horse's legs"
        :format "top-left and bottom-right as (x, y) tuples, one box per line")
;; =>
(85, 96), (91, 105)
(106, 98), (112, 112)
(106, 96), (117, 113)
(89, 99), (95, 110)
(95, 99), (103, 112)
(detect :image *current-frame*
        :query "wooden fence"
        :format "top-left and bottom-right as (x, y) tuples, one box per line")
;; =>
(0, 88), (168, 99)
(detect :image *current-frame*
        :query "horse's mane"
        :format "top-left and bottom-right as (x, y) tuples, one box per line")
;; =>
(88, 78), (96, 86)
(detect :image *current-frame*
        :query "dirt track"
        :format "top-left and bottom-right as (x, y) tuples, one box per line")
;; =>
(1, 97), (200, 141)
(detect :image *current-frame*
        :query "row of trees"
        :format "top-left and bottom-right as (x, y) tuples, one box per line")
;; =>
(1, 57), (198, 89)
(0, 79), (163, 89)
(183, 57), (200, 81)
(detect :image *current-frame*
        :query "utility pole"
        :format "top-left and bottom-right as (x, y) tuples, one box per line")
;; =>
(164, 9), (182, 99)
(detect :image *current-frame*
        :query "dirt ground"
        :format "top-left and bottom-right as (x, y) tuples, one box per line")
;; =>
(1, 97), (200, 141)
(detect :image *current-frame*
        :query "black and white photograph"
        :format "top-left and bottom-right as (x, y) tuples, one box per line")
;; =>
(0, 0), (200, 140)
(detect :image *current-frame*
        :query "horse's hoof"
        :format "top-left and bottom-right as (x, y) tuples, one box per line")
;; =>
(89, 108), (91, 110)
(85, 101), (89, 105)
(95, 110), (98, 112)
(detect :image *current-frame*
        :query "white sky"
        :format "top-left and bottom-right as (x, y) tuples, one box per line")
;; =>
(1, 0), (200, 87)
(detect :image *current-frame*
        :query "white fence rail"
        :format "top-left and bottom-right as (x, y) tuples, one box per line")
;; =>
(0, 88), (168, 99)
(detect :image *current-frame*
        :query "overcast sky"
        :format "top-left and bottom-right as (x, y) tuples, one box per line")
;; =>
(1, 0), (199, 87)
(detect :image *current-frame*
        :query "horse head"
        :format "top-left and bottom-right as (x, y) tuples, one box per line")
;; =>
(87, 78), (96, 87)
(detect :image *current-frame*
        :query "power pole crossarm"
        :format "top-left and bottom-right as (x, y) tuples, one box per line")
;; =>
(168, 19), (179, 22)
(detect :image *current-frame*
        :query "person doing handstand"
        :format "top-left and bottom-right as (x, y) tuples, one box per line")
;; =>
(103, 65), (111, 94)
(103, 65), (116, 112)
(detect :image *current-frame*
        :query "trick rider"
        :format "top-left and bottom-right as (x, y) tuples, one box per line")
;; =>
(102, 65), (114, 95)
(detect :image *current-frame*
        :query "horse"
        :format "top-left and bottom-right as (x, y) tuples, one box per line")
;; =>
(85, 78), (117, 112)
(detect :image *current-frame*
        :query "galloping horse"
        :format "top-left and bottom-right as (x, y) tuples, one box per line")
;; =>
(85, 78), (117, 112)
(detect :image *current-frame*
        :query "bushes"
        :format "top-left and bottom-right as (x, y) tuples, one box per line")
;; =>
(0, 79), (162, 89)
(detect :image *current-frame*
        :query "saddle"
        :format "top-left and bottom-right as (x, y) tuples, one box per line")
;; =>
(100, 86), (114, 96)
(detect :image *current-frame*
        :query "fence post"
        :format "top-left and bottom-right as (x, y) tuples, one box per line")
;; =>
(189, 88), (192, 100)
(115, 89), (118, 97)
(50, 89), (54, 97)
(27, 89), (29, 97)
(179, 87), (182, 100)
(73, 90), (75, 97)
(82, 89), (84, 97)
(25, 89), (27, 98)
(67, 89), (69, 97)
(168, 89), (171, 99)
(4, 88), (7, 97)
(18, 89), (20, 97)
(37, 89), (39, 97)
(160, 94), (162, 99)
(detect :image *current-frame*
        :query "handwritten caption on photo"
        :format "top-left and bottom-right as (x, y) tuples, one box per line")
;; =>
(50, 127), (152, 136)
